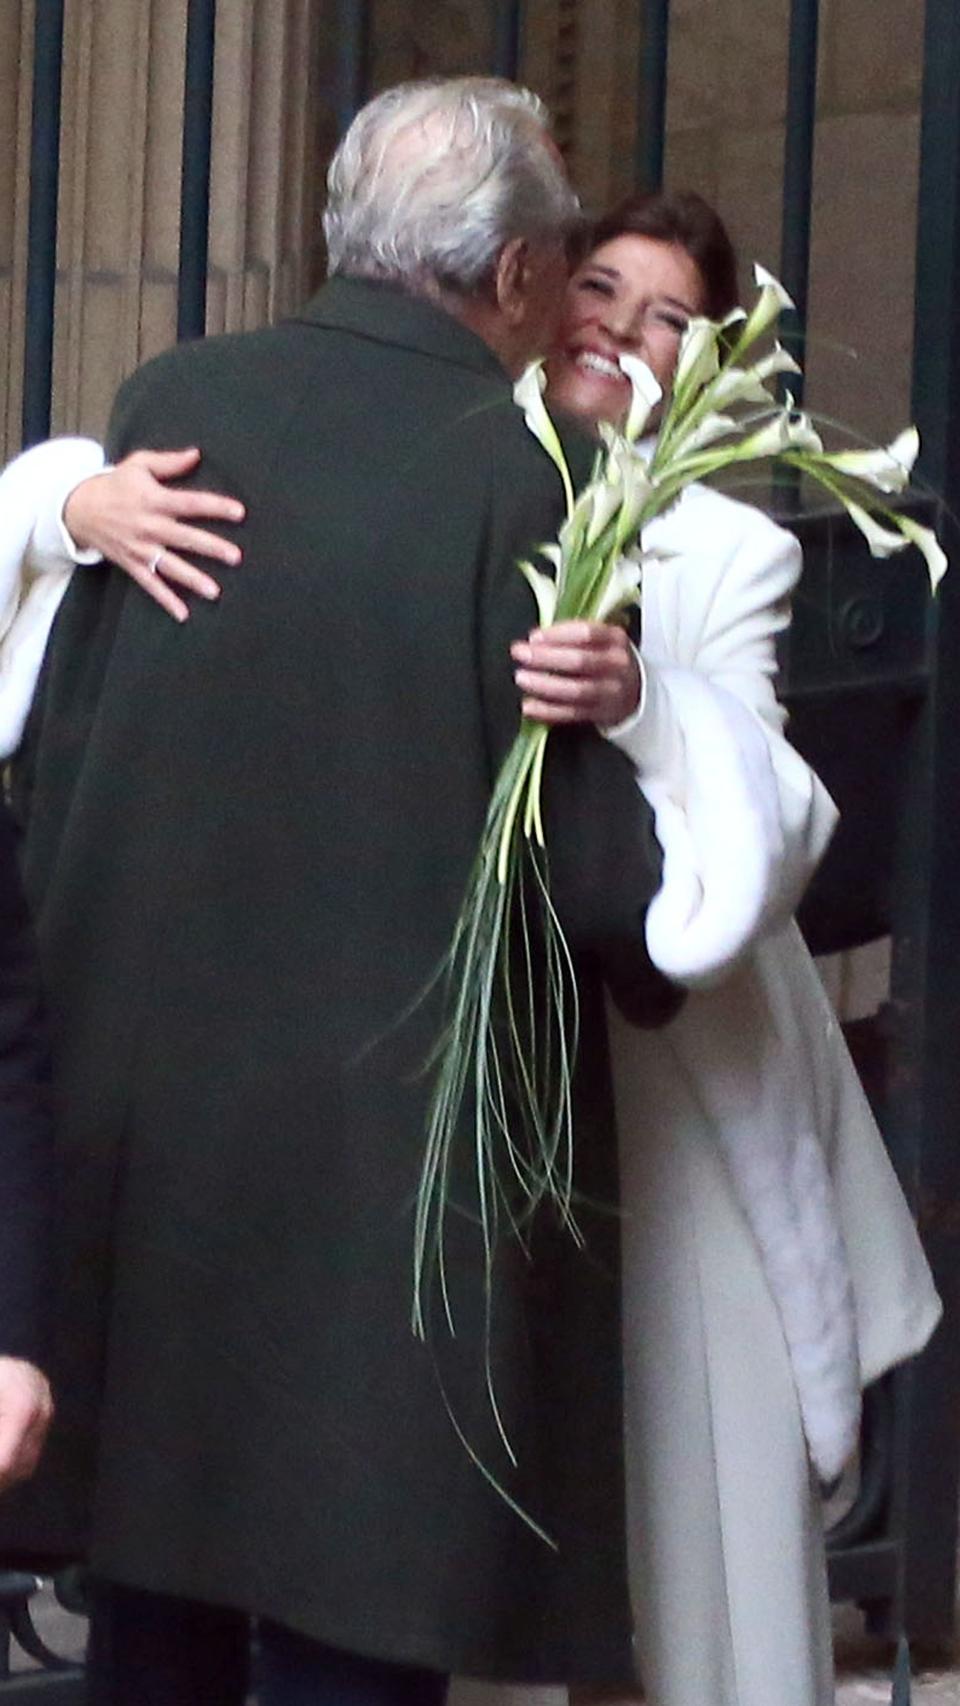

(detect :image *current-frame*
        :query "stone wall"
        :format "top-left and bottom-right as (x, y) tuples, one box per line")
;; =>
(1, 0), (320, 465)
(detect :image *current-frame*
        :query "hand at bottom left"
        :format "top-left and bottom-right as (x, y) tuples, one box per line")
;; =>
(0, 1358), (53, 1491)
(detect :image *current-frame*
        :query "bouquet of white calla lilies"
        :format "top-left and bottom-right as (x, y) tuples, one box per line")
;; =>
(413, 261), (947, 1433)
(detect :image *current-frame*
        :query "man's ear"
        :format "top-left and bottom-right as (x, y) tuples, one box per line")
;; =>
(493, 237), (529, 326)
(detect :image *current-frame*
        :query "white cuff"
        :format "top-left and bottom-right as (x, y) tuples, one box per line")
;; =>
(603, 649), (679, 781)
(27, 441), (110, 571)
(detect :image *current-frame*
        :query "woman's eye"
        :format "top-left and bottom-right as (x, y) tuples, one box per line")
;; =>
(577, 275), (615, 298)
(652, 309), (689, 335)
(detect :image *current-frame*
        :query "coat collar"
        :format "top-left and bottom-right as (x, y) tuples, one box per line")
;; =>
(289, 276), (509, 384)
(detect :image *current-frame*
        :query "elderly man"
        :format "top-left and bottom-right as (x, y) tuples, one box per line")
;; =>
(5, 79), (676, 1704)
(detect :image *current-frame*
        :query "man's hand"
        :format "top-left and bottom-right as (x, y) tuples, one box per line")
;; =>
(0, 1359), (53, 1492)
(511, 619), (642, 728)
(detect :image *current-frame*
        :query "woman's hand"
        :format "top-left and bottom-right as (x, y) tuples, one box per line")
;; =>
(63, 447), (245, 623)
(511, 619), (642, 728)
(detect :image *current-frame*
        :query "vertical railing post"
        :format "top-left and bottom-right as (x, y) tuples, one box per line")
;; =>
(635, 0), (669, 191)
(778, 0), (820, 403)
(176, 0), (217, 343)
(21, 0), (65, 449)
(334, 0), (371, 138)
(893, 0), (960, 1648)
(491, 0), (523, 80)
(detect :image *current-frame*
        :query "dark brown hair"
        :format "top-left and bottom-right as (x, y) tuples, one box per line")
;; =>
(583, 191), (740, 320)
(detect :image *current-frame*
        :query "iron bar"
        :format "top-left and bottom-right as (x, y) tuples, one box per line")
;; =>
(176, 0), (217, 342)
(635, 0), (669, 191)
(334, 0), (371, 138)
(491, 0), (522, 80)
(912, 0), (960, 502)
(778, 0), (820, 404)
(21, 0), (65, 449)
(892, 0), (960, 1647)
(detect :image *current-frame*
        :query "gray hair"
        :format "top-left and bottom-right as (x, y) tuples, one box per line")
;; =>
(322, 77), (579, 293)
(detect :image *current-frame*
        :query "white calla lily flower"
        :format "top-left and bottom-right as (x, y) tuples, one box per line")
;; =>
(726, 408), (823, 462)
(708, 367), (776, 409)
(841, 501), (910, 559)
(596, 550), (644, 621)
(618, 354), (663, 442)
(518, 560), (559, 629)
(838, 498), (948, 593)
(605, 442), (654, 544)
(753, 342), (803, 382)
(705, 348), (800, 411)
(513, 362), (574, 516)
(585, 475), (624, 548)
(754, 263), (794, 306)
(816, 426), (919, 496)
(673, 318), (720, 396)
(896, 514), (948, 591)
(733, 264), (796, 354)
(560, 485), (597, 559)
(671, 411), (739, 457)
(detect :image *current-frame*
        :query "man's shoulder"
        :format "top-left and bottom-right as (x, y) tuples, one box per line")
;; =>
(115, 323), (307, 411)
(466, 389), (596, 501)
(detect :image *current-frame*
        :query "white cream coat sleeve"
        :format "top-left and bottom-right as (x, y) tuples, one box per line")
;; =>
(606, 488), (839, 985)
(0, 437), (105, 757)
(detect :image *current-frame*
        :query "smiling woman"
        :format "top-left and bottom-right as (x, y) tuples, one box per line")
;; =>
(546, 191), (739, 425)
(456, 191), (940, 1706)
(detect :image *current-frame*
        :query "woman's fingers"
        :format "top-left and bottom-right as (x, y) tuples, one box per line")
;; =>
(147, 550), (221, 601)
(152, 518), (242, 565)
(511, 621), (630, 674)
(514, 666), (619, 705)
(154, 484), (245, 525)
(128, 446), (202, 478)
(516, 673), (625, 724)
(512, 617), (640, 726)
(127, 566), (190, 626)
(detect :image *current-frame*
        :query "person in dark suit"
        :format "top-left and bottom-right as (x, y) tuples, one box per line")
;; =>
(0, 799), (53, 1491)
(5, 79), (678, 1705)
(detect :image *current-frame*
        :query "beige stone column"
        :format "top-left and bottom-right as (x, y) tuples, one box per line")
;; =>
(520, 0), (642, 207)
(2, 0), (319, 465)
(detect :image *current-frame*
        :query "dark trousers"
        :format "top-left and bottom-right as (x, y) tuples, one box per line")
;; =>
(86, 1580), (449, 1706)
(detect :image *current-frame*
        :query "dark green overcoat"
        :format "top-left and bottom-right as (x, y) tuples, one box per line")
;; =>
(2, 279), (676, 1684)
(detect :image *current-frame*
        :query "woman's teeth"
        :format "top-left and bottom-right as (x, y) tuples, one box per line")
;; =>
(575, 351), (624, 380)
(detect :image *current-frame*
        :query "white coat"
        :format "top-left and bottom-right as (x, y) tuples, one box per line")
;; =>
(455, 481), (939, 1706)
(0, 444), (941, 1706)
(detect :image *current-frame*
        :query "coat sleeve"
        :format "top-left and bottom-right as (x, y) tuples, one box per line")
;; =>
(475, 412), (683, 1027)
(0, 438), (107, 760)
(0, 800), (52, 1367)
(606, 493), (838, 985)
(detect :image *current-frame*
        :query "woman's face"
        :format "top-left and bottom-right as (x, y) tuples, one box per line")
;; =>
(546, 233), (706, 429)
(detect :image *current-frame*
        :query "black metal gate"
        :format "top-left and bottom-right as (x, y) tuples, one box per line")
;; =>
(8, 0), (960, 1692)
